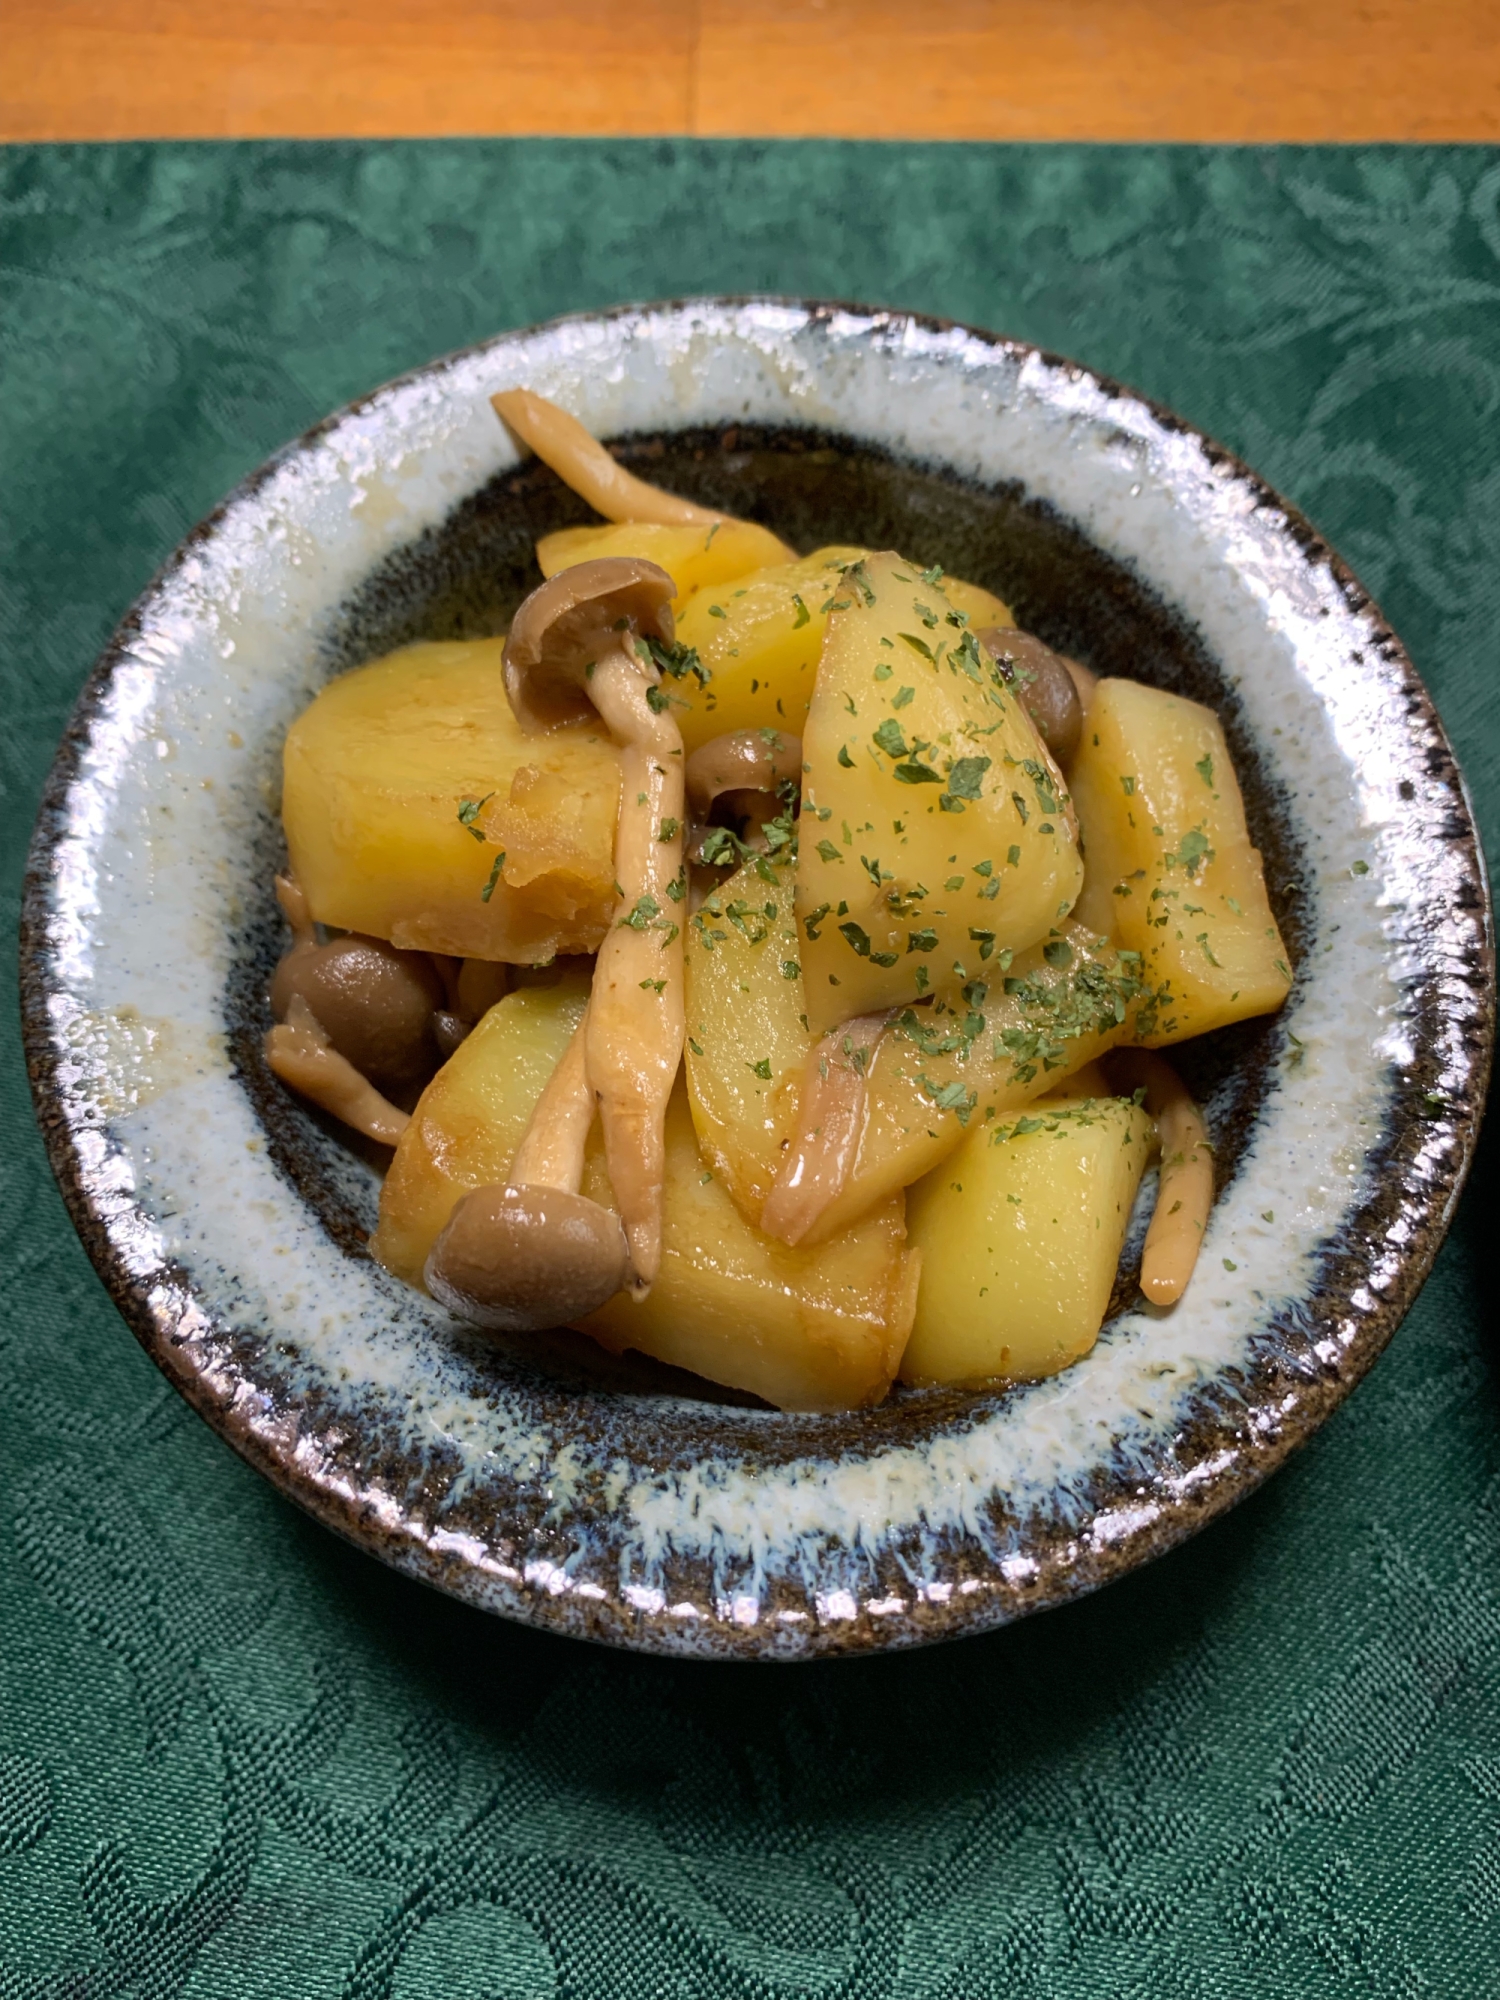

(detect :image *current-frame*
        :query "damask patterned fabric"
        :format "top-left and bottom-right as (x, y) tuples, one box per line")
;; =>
(2, 140), (1499, 1998)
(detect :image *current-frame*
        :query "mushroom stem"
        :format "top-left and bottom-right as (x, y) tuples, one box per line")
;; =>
(428, 953), (463, 1012)
(1107, 1049), (1214, 1305)
(455, 957), (509, 1024)
(510, 1011), (596, 1190)
(501, 557), (685, 1292)
(584, 645), (687, 1288)
(264, 996), (410, 1145)
(275, 872), (315, 945)
(492, 388), (725, 528)
(760, 1013), (887, 1246)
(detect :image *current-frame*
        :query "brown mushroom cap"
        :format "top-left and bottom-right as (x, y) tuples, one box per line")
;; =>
(270, 934), (443, 1087)
(686, 729), (802, 860)
(424, 1182), (631, 1332)
(977, 627), (1084, 765)
(503, 556), (678, 731)
(685, 728), (802, 820)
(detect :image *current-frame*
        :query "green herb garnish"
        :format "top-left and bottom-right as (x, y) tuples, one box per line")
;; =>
(457, 793), (495, 841)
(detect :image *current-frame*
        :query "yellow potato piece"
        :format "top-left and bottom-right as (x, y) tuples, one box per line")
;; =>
(1037, 1058), (1113, 1102)
(670, 550), (1012, 753)
(371, 972), (591, 1286)
(684, 854), (812, 1222)
(901, 1093), (1153, 1388)
(796, 552), (1082, 1032)
(669, 546), (867, 750)
(939, 574), (1014, 630)
(801, 918), (1166, 1241)
(283, 640), (620, 963)
(372, 973), (915, 1412)
(580, 1087), (915, 1413)
(1069, 679), (1292, 1042)
(535, 518), (794, 613)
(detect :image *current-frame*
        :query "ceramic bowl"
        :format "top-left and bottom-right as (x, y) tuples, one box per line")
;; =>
(20, 299), (1492, 1659)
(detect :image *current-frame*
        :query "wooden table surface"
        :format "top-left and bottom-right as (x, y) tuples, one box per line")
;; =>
(8, 0), (1499, 143)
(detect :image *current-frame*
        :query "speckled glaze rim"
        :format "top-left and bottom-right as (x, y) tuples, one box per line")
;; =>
(20, 298), (1494, 1659)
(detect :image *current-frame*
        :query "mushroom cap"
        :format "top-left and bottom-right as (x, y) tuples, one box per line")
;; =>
(270, 933), (442, 1087)
(977, 627), (1084, 765)
(424, 1182), (631, 1332)
(685, 728), (803, 819)
(503, 556), (678, 732)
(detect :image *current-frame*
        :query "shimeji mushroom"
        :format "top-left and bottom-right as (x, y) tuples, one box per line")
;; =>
(977, 628), (1097, 769)
(503, 557), (688, 1289)
(424, 1011), (630, 1331)
(265, 997), (412, 1146)
(760, 1012), (889, 1246)
(263, 873), (436, 1144)
(1107, 1049), (1214, 1304)
(492, 388), (726, 529)
(685, 728), (802, 861)
(268, 875), (443, 1090)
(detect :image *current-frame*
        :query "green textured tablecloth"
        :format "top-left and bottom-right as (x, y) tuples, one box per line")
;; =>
(3, 140), (1499, 1997)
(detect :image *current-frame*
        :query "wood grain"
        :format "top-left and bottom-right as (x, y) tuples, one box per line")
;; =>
(4, 1), (696, 142)
(6, 0), (1498, 142)
(695, 0), (1500, 142)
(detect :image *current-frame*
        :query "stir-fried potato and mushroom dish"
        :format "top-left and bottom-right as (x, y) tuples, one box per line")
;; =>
(266, 390), (1292, 1412)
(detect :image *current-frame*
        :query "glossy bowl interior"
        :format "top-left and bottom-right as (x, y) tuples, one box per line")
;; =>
(21, 300), (1492, 1658)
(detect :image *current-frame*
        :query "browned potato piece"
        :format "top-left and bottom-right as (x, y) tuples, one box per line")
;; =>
(782, 918), (1165, 1244)
(282, 640), (620, 964)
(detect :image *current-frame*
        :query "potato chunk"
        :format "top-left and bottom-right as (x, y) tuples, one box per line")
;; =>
(796, 552), (1083, 1032)
(371, 972), (591, 1286)
(1068, 679), (1292, 1041)
(283, 641), (620, 963)
(372, 972), (915, 1412)
(669, 546), (868, 750)
(926, 573), (1014, 630)
(580, 1087), (915, 1413)
(684, 854), (812, 1222)
(668, 549), (1013, 752)
(901, 1093), (1153, 1387)
(535, 518), (794, 611)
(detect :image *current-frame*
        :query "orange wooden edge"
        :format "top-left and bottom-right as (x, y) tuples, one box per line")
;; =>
(7, 0), (1500, 144)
